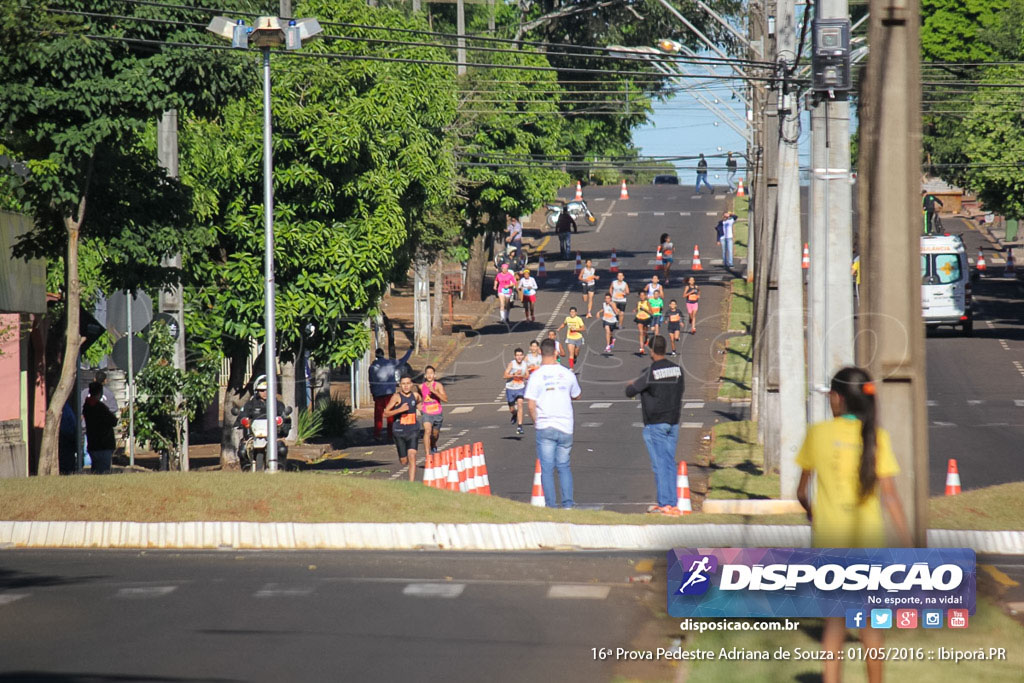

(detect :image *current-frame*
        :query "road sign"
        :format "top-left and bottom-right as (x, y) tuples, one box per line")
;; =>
(106, 290), (153, 337)
(110, 335), (150, 375)
(147, 312), (181, 341)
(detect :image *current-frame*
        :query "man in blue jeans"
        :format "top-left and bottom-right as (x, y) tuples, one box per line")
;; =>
(625, 335), (685, 515)
(525, 338), (582, 508)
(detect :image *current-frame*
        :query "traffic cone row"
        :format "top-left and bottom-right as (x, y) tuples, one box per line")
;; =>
(575, 180), (583, 201)
(620, 179), (629, 200)
(610, 249), (619, 273)
(736, 178), (745, 197)
(802, 243), (810, 270)
(976, 249), (986, 272)
(537, 254), (547, 278)
(530, 459), (546, 506)
(1005, 248), (1016, 277)
(424, 443), (491, 496)
(676, 461), (692, 514)
(945, 459), (961, 496)
(691, 244), (703, 271)
(575, 252), (582, 275)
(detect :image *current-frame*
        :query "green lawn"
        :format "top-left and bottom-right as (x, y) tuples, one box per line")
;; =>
(732, 195), (749, 259)
(727, 278), (752, 333)
(717, 333), (752, 401)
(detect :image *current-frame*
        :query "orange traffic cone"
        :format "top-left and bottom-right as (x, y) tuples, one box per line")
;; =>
(736, 178), (745, 197)
(976, 249), (987, 272)
(575, 180), (583, 201)
(575, 252), (582, 275)
(432, 450), (444, 488)
(945, 459), (961, 496)
(802, 243), (810, 270)
(610, 249), (619, 273)
(464, 444), (480, 494)
(655, 247), (663, 271)
(537, 254), (547, 278)
(423, 452), (435, 488)
(445, 450), (460, 492)
(676, 461), (692, 514)
(1004, 248), (1016, 277)
(620, 179), (629, 200)
(530, 459), (546, 506)
(691, 245), (703, 271)
(457, 446), (471, 493)
(473, 442), (491, 496)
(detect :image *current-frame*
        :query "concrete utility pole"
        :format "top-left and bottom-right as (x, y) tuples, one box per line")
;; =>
(859, 0), (928, 545)
(457, 0), (467, 75)
(806, 0), (855, 425)
(748, 1), (768, 426)
(157, 110), (189, 471)
(769, 0), (806, 497)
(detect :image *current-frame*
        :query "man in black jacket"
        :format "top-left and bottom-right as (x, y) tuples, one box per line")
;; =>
(82, 382), (117, 474)
(625, 335), (684, 515)
(555, 207), (577, 259)
(237, 375), (292, 469)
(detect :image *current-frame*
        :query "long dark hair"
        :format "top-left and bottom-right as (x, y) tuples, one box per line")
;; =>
(830, 366), (878, 502)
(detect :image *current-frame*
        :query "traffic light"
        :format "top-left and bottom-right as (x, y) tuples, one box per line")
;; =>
(811, 19), (851, 93)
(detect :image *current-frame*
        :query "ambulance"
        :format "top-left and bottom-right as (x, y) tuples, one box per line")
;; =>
(921, 234), (972, 335)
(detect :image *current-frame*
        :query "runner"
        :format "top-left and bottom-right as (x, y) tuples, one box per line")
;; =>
(382, 374), (421, 482)
(647, 288), (664, 339)
(644, 274), (664, 301)
(683, 276), (700, 334)
(578, 258), (599, 318)
(546, 329), (566, 364)
(665, 300), (682, 356)
(600, 294), (621, 353)
(493, 262), (517, 324)
(657, 233), (675, 283)
(634, 290), (653, 356)
(609, 272), (630, 327)
(517, 268), (539, 322)
(557, 306), (586, 370)
(526, 340), (543, 374)
(503, 348), (529, 435)
(419, 365), (448, 454)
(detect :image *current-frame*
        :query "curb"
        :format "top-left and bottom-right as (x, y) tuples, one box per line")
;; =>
(1, 521), (1021, 554)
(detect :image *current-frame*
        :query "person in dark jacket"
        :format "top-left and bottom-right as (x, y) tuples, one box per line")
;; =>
(625, 336), (685, 515)
(236, 375), (292, 469)
(369, 347), (414, 441)
(555, 208), (577, 260)
(82, 382), (117, 474)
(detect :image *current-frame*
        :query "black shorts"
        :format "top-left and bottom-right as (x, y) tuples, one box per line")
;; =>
(580, 281), (596, 292)
(603, 320), (618, 330)
(667, 322), (682, 334)
(634, 317), (650, 326)
(394, 432), (418, 460)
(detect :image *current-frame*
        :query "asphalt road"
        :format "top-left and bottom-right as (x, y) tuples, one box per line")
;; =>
(0, 549), (674, 683)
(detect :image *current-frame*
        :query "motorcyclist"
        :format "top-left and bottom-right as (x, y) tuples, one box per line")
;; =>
(237, 375), (292, 470)
(555, 206), (577, 260)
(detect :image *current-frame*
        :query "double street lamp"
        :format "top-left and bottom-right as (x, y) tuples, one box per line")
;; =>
(206, 15), (322, 472)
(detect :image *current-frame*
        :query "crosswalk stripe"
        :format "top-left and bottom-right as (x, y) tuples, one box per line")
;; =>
(706, 211), (718, 216)
(255, 584), (315, 597)
(403, 583), (465, 598)
(451, 406), (474, 414)
(589, 402), (612, 409)
(684, 402), (705, 409)
(0, 594), (29, 606)
(653, 212), (665, 216)
(681, 422), (703, 428)
(680, 211), (691, 216)
(547, 585), (611, 599)
(116, 586), (177, 599)
(581, 422), (603, 428)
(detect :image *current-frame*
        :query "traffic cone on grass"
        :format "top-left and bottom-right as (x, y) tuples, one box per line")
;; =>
(945, 459), (961, 496)
(676, 461), (692, 514)
(736, 178), (745, 197)
(530, 460), (546, 506)
(423, 452), (435, 488)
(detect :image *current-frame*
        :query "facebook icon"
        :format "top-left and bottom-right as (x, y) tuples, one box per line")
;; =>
(845, 609), (866, 629)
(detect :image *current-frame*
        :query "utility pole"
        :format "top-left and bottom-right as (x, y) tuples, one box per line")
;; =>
(748, 2), (767, 425)
(157, 110), (189, 471)
(279, 1), (291, 18)
(457, 0), (467, 75)
(806, 2), (855, 425)
(770, 0), (806, 497)
(859, 0), (928, 545)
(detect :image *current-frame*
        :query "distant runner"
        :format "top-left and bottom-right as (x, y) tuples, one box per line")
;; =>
(518, 268), (539, 322)
(526, 340), (543, 374)
(579, 258), (599, 318)
(644, 275), (664, 301)
(657, 233), (675, 283)
(665, 300), (682, 356)
(634, 290), (653, 356)
(419, 365), (448, 455)
(600, 293), (621, 353)
(683, 276), (700, 334)
(504, 348), (529, 435)
(494, 262), (517, 324)
(609, 272), (630, 327)
(558, 306), (586, 370)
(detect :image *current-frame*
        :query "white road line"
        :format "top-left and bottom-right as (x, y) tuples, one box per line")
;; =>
(681, 422), (704, 428)
(709, 275), (726, 281)
(589, 402), (613, 409)
(547, 585), (611, 600)
(591, 197), (606, 201)
(966, 400), (984, 406)
(653, 212), (665, 216)
(497, 405), (509, 412)
(595, 199), (617, 234)
(683, 402), (705, 409)
(705, 211), (718, 216)
(926, 400), (938, 407)
(632, 422), (645, 428)
(627, 212), (639, 217)
(255, 584), (315, 598)
(0, 594), (29, 606)
(115, 586), (177, 599)
(690, 195), (702, 200)
(715, 195), (725, 200)
(450, 406), (474, 414)
(480, 425), (499, 430)
(1014, 400), (1024, 407)
(403, 583), (466, 598)
(581, 422), (603, 428)
(931, 421), (956, 427)
(680, 211), (691, 216)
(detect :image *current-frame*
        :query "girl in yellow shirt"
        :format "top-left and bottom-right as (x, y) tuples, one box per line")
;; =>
(796, 366), (911, 683)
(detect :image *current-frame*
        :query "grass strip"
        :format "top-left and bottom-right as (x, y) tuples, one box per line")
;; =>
(732, 195), (749, 259)
(717, 333), (752, 401)
(727, 278), (752, 333)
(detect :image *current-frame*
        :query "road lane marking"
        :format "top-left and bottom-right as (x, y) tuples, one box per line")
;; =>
(706, 211), (718, 216)
(581, 422), (602, 428)
(966, 400), (984, 406)
(931, 421), (956, 427)
(680, 211), (691, 216)
(451, 406), (474, 414)
(255, 584), (315, 597)
(690, 195), (702, 200)
(632, 422), (645, 428)
(403, 583), (465, 598)
(926, 400), (938, 407)
(548, 585), (611, 600)
(1015, 400), (1024, 407)
(684, 402), (704, 409)
(0, 594), (28, 606)
(653, 212), (665, 216)
(681, 422), (703, 428)
(595, 199), (617, 234)
(115, 586), (177, 599)
(627, 212), (639, 217)
(497, 405), (509, 412)
(709, 275), (726, 281)
(589, 402), (612, 409)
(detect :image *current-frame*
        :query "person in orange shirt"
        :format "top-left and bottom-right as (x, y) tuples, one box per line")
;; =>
(657, 233), (675, 282)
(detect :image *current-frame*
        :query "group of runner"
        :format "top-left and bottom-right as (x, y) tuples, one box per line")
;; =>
(493, 262), (539, 324)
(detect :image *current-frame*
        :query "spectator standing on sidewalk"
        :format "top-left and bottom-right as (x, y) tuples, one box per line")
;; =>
(82, 381), (117, 474)
(525, 338), (581, 508)
(369, 347), (414, 442)
(625, 336), (685, 515)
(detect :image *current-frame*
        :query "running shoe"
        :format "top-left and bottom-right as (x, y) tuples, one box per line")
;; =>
(604, 344), (611, 353)
(516, 426), (524, 435)
(668, 351), (677, 356)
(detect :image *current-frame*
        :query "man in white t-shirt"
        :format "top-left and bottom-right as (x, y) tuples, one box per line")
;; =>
(717, 211), (737, 268)
(525, 338), (582, 508)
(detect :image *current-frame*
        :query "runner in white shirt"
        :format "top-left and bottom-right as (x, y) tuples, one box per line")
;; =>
(600, 293), (621, 353)
(517, 268), (539, 322)
(578, 259), (599, 318)
(609, 272), (629, 327)
(503, 348), (529, 435)
(644, 274), (664, 301)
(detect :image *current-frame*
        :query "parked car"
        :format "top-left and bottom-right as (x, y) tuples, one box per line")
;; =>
(653, 174), (679, 185)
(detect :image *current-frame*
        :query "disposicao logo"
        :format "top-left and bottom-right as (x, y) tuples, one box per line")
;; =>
(667, 548), (976, 619)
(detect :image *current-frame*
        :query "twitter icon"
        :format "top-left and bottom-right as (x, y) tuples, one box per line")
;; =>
(870, 609), (892, 629)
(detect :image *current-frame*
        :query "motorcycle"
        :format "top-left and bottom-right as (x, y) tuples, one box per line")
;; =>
(233, 404), (293, 472)
(545, 200), (597, 230)
(493, 241), (529, 272)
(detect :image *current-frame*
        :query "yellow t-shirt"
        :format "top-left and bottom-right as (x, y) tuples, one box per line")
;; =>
(564, 315), (585, 340)
(795, 418), (900, 548)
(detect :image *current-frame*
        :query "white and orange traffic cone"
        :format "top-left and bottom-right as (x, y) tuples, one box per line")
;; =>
(691, 244), (703, 271)
(945, 459), (961, 496)
(432, 451), (445, 488)
(473, 442), (491, 496)
(446, 450), (460, 492)
(465, 444), (480, 494)
(423, 452), (435, 488)
(676, 461), (692, 514)
(530, 459), (546, 506)
(736, 178), (745, 197)
(1004, 248), (1016, 277)
(620, 179), (629, 200)
(575, 180), (583, 201)
(457, 446), (472, 493)
(575, 252), (582, 275)
(610, 249), (619, 273)
(976, 249), (987, 272)
(655, 248), (663, 271)
(537, 254), (547, 279)
(802, 243), (810, 270)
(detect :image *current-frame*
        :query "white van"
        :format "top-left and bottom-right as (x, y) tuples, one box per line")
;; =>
(921, 234), (972, 335)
